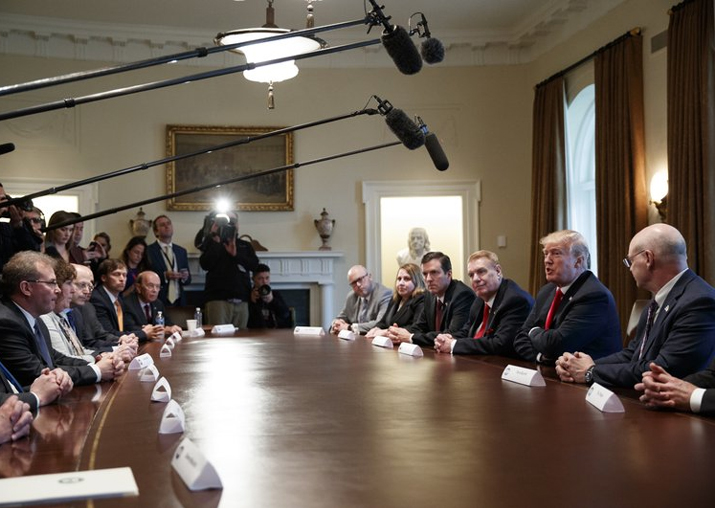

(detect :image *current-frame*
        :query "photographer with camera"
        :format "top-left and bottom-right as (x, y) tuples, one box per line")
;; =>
(247, 263), (292, 329)
(197, 210), (258, 329)
(0, 184), (42, 273)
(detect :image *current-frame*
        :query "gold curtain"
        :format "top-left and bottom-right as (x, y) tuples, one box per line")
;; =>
(595, 34), (648, 339)
(528, 77), (567, 295)
(668, 0), (715, 282)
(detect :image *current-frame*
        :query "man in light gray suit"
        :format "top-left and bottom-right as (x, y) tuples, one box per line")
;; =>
(331, 265), (392, 335)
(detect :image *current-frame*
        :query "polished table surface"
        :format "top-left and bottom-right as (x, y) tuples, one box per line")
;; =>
(3, 329), (715, 508)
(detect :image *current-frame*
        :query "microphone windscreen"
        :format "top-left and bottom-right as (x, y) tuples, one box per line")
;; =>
(385, 109), (425, 150)
(0, 143), (15, 156)
(425, 133), (449, 171)
(381, 26), (423, 75)
(421, 37), (445, 65)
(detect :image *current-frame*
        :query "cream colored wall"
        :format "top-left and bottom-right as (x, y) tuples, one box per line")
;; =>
(0, 0), (671, 314)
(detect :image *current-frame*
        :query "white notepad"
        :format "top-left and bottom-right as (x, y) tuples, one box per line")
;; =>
(0, 467), (138, 506)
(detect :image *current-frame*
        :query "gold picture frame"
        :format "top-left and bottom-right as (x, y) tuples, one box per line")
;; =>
(165, 125), (294, 211)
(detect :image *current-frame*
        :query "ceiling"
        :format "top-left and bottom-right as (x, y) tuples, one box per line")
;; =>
(0, 0), (627, 67)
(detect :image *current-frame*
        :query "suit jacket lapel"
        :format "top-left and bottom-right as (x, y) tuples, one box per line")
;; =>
(643, 270), (692, 356)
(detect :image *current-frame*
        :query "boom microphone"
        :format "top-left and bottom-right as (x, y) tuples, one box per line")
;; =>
(417, 117), (449, 171)
(0, 143), (15, 156)
(374, 96), (425, 150)
(411, 13), (445, 64)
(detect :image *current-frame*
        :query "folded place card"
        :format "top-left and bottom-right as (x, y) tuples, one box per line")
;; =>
(171, 331), (183, 342)
(181, 328), (205, 338)
(293, 326), (325, 336)
(586, 382), (625, 413)
(165, 336), (176, 348)
(0, 467), (138, 506)
(159, 399), (186, 434)
(501, 365), (546, 387)
(398, 343), (423, 357)
(171, 437), (223, 491)
(371, 336), (394, 349)
(139, 364), (160, 382)
(159, 344), (172, 358)
(211, 324), (236, 334)
(128, 353), (153, 371)
(338, 329), (356, 341)
(151, 377), (172, 403)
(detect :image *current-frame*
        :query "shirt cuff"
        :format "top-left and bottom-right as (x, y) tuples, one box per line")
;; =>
(28, 391), (41, 411)
(89, 363), (101, 383)
(690, 388), (706, 413)
(449, 339), (457, 354)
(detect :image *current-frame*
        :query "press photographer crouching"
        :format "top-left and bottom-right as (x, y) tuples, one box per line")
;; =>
(196, 209), (258, 329)
(0, 184), (42, 274)
(248, 263), (292, 329)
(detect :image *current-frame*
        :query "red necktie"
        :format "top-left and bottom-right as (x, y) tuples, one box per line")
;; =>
(474, 304), (490, 338)
(435, 300), (445, 331)
(544, 288), (563, 330)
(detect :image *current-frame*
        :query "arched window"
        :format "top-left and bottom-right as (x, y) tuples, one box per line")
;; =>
(565, 84), (597, 274)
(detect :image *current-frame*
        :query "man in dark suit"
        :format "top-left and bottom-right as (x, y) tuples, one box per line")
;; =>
(435, 250), (533, 356)
(123, 271), (182, 336)
(513, 230), (621, 363)
(0, 362), (64, 412)
(0, 251), (123, 388)
(90, 259), (160, 342)
(557, 224), (715, 388)
(69, 263), (138, 353)
(387, 252), (475, 347)
(146, 215), (191, 307)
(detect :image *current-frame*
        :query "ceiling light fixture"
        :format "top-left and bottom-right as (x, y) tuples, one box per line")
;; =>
(215, 0), (326, 109)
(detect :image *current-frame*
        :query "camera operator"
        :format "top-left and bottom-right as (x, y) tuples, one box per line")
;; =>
(197, 210), (258, 329)
(0, 183), (42, 273)
(248, 263), (292, 329)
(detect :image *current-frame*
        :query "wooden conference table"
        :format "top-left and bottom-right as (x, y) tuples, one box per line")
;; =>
(2, 329), (715, 508)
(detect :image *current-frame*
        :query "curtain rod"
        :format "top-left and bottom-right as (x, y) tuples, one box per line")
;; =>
(668, 0), (696, 15)
(535, 27), (641, 89)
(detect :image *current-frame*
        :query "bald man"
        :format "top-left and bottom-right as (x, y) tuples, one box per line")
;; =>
(556, 224), (715, 388)
(331, 265), (392, 335)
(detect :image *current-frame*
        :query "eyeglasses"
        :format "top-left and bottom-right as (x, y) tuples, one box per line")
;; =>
(27, 218), (42, 224)
(26, 279), (59, 288)
(623, 249), (647, 268)
(349, 273), (369, 288)
(74, 282), (95, 291)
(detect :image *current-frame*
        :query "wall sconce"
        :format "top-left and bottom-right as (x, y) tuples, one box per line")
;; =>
(650, 170), (668, 222)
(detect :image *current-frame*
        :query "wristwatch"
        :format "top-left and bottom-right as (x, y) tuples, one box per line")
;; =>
(584, 365), (595, 384)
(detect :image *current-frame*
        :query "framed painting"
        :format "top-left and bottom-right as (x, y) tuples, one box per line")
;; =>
(165, 125), (294, 211)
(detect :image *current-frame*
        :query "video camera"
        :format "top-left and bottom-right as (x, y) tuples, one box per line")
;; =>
(197, 210), (237, 249)
(0, 195), (34, 218)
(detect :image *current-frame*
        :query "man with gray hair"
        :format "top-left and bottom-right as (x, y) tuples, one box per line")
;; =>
(513, 229), (621, 363)
(558, 224), (715, 388)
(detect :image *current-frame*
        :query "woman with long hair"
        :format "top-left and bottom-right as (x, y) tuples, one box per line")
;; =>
(44, 211), (75, 263)
(366, 263), (426, 338)
(120, 236), (150, 296)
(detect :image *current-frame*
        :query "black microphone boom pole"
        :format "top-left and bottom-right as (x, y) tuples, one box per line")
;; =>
(0, 107), (381, 211)
(0, 40), (381, 122)
(45, 141), (402, 232)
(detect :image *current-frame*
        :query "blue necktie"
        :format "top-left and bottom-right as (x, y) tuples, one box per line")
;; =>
(65, 309), (77, 334)
(33, 322), (54, 368)
(0, 360), (23, 393)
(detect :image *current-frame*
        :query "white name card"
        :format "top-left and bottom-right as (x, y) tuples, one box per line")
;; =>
(139, 364), (160, 382)
(338, 329), (356, 341)
(127, 353), (153, 371)
(293, 326), (325, 336)
(171, 331), (183, 342)
(371, 336), (393, 349)
(159, 399), (185, 434)
(211, 324), (236, 334)
(159, 344), (172, 358)
(586, 382), (625, 413)
(151, 377), (172, 403)
(171, 437), (223, 491)
(501, 365), (546, 387)
(182, 327), (205, 338)
(165, 336), (176, 349)
(398, 343), (423, 357)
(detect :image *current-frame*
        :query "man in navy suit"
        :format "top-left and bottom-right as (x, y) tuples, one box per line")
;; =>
(146, 215), (191, 307)
(513, 230), (621, 363)
(435, 250), (533, 356)
(387, 251), (475, 347)
(557, 224), (715, 388)
(123, 271), (182, 336)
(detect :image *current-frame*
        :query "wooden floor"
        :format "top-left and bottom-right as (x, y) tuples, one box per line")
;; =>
(3, 329), (715, 508)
